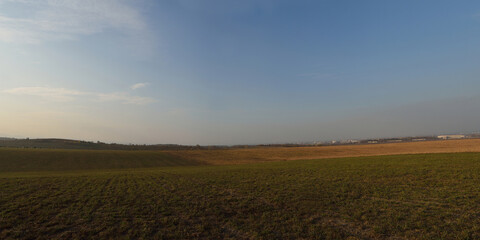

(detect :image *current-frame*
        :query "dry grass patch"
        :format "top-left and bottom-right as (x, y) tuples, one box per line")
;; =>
(166, 139), (480, 165)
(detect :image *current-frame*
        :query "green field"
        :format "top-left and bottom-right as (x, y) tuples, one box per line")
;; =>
(1, 150), (480, 239)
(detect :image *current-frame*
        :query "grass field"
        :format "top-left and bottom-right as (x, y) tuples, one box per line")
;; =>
(2, 149), (480, 239)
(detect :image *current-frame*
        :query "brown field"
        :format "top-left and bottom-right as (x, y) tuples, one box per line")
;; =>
(166, 139), (480, 165)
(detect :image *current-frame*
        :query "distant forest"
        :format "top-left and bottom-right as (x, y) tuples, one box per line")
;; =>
(1, 134), (479, 151)
(0, 138), (334, 150)
(0, 138), (199, 150)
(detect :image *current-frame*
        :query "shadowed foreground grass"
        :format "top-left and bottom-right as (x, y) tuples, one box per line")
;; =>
(2, 153), (480, 239)
(0, 148), (200, 172)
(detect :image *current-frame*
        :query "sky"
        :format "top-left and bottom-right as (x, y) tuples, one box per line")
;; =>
(1, 0), (480, 145)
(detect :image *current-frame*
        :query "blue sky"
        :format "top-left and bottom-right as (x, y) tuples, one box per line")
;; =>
(1, 0), (480, 145)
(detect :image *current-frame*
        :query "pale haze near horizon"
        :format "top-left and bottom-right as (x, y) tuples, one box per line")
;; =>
(1, 0), (480, 145)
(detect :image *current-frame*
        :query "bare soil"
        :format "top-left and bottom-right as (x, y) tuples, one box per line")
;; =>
(166, 139), (480, 165)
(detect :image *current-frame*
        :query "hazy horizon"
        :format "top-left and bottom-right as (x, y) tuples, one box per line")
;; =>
(1, 0), (480, 145)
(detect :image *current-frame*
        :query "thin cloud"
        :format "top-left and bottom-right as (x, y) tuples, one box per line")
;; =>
(3, 86), (155, 105)
(0, 0), (147, 44)
(4, 87), (87, 101)
(131, 82), (148, 90)
(97, 92), (155, 105)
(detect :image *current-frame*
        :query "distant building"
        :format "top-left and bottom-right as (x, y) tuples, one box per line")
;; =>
(437, 135), (465, 140)
(412, 138), (426, 141)
(368, 140), (378, 144)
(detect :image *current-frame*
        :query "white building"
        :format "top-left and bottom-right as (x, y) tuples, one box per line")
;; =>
(412, 138), (426, 141)
(437, 135), (465, 140)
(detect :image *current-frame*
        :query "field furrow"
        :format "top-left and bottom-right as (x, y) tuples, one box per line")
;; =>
(2, 153), (480, 239)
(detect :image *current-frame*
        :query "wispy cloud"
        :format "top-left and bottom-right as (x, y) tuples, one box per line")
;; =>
(0, 0), (146, 44)
(3, 86), (155, 105)
(131, 82), (148, 90)
(4, 87), (87, 101)
(97, 92), (155, 105)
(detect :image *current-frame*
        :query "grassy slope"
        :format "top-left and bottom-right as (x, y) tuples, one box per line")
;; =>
(2, 153), (480, 239)
(0, 148), (201, 172)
